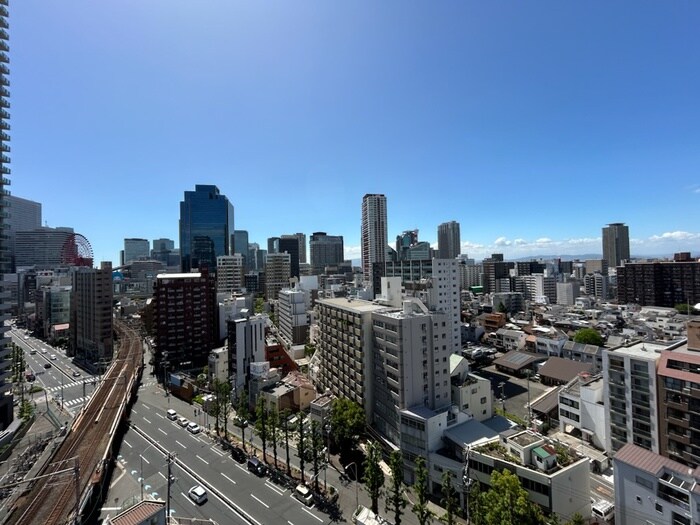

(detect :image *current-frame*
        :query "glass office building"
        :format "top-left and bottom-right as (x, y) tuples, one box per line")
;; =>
(179, 185), (234, 273)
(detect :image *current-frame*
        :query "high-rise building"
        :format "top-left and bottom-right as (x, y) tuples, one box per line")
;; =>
(216, 255), (245, 294)
(437, 221), (461, 259)
(279, 235), (301, 278)
(228, 314), (266, 393)
(361, 193), (388, 287)
(482, 253), (513, 294)
(70, 262), (114, 366)
(617, 260), (700, 307)
(15, 227), (75, 269)
(123, 237), (150, 265)
(602, 223), (630, 269)
(6, 195), (41, 271)
(309, 232), (344, 274)
(267, 237), (280, 255)
(179, 185), (234, 273)
(151, 238), (178, 268)
(291, 233), (306, 264)
(264, 252), (290, 301)
(0, 7), (11, 429)
(153, 269), (217, 373)
(277, 287), (309, 346)
(232, 230), (250, 270)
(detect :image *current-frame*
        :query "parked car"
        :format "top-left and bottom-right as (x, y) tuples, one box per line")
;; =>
(188, 485), (207, 505)
(177, 417), (189, 427)
(247, 456), (266, 476)
(294, 484), (314, 506)
(187, 422), (202, 434)
(166, 409), (177, 420)
(231, 446), (246, 463)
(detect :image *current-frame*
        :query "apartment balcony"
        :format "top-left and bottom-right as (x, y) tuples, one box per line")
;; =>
(0, 40), (6, 53)
(0, 120), (8, 131)
(667, 396), (688, 411)
(668, 429), (691, 445)
(0, 64), (8, 76)
(0, 6), (7, 17)
(667, 413), (689, 427)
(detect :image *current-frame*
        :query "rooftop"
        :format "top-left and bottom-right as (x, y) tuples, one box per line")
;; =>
(612, 339), (683, 359)
(317, 297), (390, 313)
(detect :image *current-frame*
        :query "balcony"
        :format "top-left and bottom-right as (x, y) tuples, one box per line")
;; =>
(668, 429), (691, 445)
(667, 413), (689, 427)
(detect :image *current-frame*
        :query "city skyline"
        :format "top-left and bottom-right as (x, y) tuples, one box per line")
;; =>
(8, 1), (700, 265)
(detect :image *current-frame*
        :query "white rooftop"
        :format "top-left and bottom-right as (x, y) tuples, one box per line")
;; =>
(317, 297), (389, 313)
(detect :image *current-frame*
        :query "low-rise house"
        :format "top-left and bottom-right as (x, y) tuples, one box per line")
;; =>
(494, 328), (526, 352)
(558, 373), (607, 454)
(538, 358), (595, 386)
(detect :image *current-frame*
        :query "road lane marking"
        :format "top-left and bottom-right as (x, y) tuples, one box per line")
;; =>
(159, 472), (166, 480)
(143, 418), (152, 424)
(181, 492), (196, 506)
(124, 440), (132, 448)
(142, 405), (151, 409)
(235, 464), (249, 474)
(196, 455), (209, 465)
(250, 494), (269, 508)
(288, 522), (295, 525)
(222, 473), (237, 484)
(132, 409), (139, 414)
(175, 440), (186, 449)
(141, 456), (150, 465)
(265, 482), (284, 495)
(301, 506), (323, 522)
(211, 447), (225, 457)
(158, 428), (167, 435)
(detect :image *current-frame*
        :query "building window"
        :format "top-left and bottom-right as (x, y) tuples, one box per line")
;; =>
(481, 397), (487, 404)
(655, 503), (662, 513)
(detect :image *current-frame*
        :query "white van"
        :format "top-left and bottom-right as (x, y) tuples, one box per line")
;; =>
(294, 484), (313, 506)
(166, 409), (177, 420)
(591, 500), (615, 523)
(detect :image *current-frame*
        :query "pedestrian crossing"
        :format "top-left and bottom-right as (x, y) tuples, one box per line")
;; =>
(62, 396), (91, 408)
(44, 382), (90, 394)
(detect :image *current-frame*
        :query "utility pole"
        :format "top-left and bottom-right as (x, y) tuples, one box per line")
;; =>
(498, 382), (506, 413)
(526, 369), (531, 429)
(463, 446), (472, 524)
(166, 452), (173, 521)
(74, 457), (80, 525)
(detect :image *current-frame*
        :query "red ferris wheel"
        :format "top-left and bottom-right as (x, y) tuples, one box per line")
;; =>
(60, 233), (94, 267)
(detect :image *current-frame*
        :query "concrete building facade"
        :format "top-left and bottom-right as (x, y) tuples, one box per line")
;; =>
(437, 221), (461, 260)
(361, 194), (388, 288)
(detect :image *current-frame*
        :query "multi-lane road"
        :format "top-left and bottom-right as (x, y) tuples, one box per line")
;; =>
(112, 378), (330, 525)
(9, 328), (99, 416)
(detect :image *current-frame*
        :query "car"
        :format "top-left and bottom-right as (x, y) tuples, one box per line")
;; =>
(176, 417), (189, 427)
(294, 484), (314, 506)
(186, 422), (201, 434)
(50, 354), (57, 360)
(166, 409), (177, 420)
(72, 371), (81, 377)
(29, 350), (37, 355)
(187, 485), (207, 505)
(43, 363), (51, 369)
(41, 349), (47, 354)
(234, 416), (248, 428)
(231, 446), (246, 463)
(23, 336), (29, 340)
(247, 456), (266, 476)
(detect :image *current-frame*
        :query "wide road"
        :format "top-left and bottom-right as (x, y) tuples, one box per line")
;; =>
(10, 328), (99, 416)
(116, 378), (329, 525)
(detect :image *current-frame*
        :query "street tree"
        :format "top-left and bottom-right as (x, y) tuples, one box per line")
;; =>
(573, 327), (603, 346)
(255, 397), (268, 461)
(330, 398), (365, 455)
(412, 456), (434, 525)
(310, 420), (325, 493)
(440, 470), (457, 525)
(268, 407), (280, 469)
(296, 415), (308, 482)
(482, 469), (544, 525)
(468, 480), (484, 525)
(566, 513), (585, 525)
(281, 409), (293, 476)
(386, 450), (407, 525)
(236, 389), (250, 451)
(363, 441), (385, 515)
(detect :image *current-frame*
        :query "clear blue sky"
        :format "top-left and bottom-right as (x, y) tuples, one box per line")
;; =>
(9, 1), (700, 264)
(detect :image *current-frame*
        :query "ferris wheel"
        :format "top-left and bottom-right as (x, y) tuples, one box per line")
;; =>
(60, 233), (94, 267)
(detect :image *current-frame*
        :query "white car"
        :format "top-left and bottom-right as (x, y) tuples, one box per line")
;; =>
(50, 354), (57, 360)
(186, 422), (201, 434)
(188, 485), (207, 504)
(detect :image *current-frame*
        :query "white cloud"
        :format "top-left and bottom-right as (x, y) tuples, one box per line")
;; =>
(344, 245), (361, 260)
(566, 237), (600, 245)
(494, 236), (511, 246)
(648, 231), (700, 242)
(535, 237), (552, 244)
(513, 238), (527, 245)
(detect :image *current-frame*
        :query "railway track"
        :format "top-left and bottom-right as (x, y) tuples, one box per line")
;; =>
(6, 320), (142, 525)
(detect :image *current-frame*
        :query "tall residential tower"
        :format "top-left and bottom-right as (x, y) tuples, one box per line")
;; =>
(602, 222), (630, 269)
(437, 220), (461, 259)
(361, 194), (388, 287)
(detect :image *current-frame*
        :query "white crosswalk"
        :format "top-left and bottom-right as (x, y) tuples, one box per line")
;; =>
(44, 381), (95, 393)
(63, 396), (91, 407)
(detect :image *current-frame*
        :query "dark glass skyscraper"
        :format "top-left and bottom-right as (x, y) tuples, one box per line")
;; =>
(179, 185), (234, 273)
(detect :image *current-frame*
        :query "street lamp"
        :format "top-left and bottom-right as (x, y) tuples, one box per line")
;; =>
(346, 461), (359, 510)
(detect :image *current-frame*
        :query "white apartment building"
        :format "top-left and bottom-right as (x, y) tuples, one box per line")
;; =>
(534, 331), (569, 356)
(208, 346), (229, 385)
(517, 274), (557, 304)
(558, 374), (607, 451)
(556, 281), (580, 306)
(228, 314), (266, 393)
(277, 287), (309, 346)
(450, 355), (492, 421)
(614, 443), (700, 525)
(217, 254), (245, 294)
(603, 340), (684, 455)
(316, 296), (389, 416)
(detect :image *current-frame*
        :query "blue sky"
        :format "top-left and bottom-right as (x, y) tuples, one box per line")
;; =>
(9, 1), (700, 264)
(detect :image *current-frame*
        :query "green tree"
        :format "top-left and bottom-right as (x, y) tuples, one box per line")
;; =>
(363, 441), (385, 515)
(268, 407), (280, 469)
(496, 301), (508, 314)
(440, 470), (457, 525)
(310, 420), (325, 493)
(565, 512), (585, 525)
(482, 469), (544, 525)
(296, 415), (308, 482)
(254, 297), (265, 314)
(236, 390), (250, 451)
(386, 451), (407, 525)
(468, 480), (484, 525)
(255, 397), (268, 462)
(412, 457), (434, 525)
(572, 327), (603, 346)
(330, 398), (365, 455)
(281, 409), (293, 476)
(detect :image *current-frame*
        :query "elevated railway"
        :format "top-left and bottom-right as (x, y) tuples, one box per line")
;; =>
(5, 319), (143, 525)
